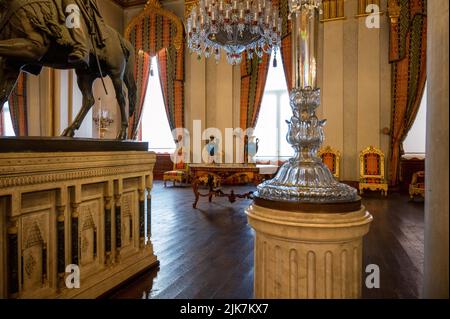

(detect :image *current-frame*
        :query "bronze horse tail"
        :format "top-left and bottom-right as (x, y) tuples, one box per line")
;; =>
(119, 34), (137, 132)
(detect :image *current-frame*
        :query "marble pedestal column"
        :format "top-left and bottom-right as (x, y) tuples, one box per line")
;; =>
(246, 202), (372, 299)
(423, 0), (449, 299)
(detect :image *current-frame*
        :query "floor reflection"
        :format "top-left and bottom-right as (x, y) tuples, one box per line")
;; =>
(105, 266), (160, 299)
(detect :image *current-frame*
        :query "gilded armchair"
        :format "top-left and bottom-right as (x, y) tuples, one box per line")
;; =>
(359, 146), (388, 196)
(409, 171), (425, 199)
(163, 149), (189, 187)
(318, 146), (341, 179)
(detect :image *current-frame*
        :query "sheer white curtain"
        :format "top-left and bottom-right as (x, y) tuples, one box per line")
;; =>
(403, 84), (427, 156)
(2, 103), (15, 136)
(140, 57), (176, 153)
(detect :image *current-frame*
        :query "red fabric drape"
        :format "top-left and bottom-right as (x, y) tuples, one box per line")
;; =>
(128, 50), (151, 140)
(240, 53), (271, 130)
(280, 34), (293, 92)
(388, 0), (427, 186)
(8, 73), (28, 136)
(157, 45), (185, 131)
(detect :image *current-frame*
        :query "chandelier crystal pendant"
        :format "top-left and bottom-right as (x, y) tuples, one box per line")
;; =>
(187, 0), (283, 65)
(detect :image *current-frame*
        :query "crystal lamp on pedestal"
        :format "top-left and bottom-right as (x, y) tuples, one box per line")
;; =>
(255, 0), (358, 203)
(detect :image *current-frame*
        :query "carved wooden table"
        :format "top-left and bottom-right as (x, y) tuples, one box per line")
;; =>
(188, 164), (278, 209)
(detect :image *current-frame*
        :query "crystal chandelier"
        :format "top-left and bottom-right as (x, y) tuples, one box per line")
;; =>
(187, 0), (283, 65)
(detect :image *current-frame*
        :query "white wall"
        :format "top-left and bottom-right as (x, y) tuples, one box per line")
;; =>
(318, 0), (391, 181)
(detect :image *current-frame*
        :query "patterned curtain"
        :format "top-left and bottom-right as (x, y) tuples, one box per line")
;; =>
(157, 45), (185, 131)
(128, 49), (152, 140)
(8, 73), (28, 136)
(280, 35), (293, 92)
(388, 0), (427, 186)
(240, 54), (270, 130)
(125, 0), (185, 139)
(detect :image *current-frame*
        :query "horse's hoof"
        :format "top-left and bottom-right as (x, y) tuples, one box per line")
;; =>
(61, 128), (75, 138)
(116, 131), (127, 140)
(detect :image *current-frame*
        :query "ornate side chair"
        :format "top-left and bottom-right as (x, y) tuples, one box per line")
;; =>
(318, 146), (341, 179)
(409, 171), (425, 199)
(359, 146), (388, 196)
(163, 149), (189, 187)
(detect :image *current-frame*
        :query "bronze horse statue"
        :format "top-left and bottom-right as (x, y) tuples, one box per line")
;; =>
(0, 0), (137, 139)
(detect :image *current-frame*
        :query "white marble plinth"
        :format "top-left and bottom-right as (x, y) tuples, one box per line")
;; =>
(246, 203), (373, 299)
(0, 148), (157, 299)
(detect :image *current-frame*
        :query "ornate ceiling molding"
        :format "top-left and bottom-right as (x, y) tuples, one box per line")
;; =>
(125, 0), (184, 52)
(112, 0), (148, 8)
(184, 0), (197, 19)
(112, 0), (183, 8)
(112, 0), (182, 8)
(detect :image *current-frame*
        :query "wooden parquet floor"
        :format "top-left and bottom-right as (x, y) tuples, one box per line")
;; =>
(107, 181), (424, 299)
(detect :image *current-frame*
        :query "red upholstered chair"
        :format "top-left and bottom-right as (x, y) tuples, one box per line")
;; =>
(359, 146), (388, 196)
(318, 146), (341, 179)
(409, 171), (425, 199)
(163, 149), (188, 187)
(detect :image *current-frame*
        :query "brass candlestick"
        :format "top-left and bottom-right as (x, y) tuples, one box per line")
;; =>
(93, 109), (114, 139)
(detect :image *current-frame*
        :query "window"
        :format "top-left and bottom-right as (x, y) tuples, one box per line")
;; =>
(1, 103), (15, 137)
(141, 57), (176, 153)
(403, 84), (427, 156)
(254, 52), (293, 162)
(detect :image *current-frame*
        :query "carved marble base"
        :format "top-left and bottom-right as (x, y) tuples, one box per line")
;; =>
(0, 144), (157, 299)
(246, 203), (373, 299)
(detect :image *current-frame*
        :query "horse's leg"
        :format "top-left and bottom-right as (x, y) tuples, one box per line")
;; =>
(61, 72), (96, 137)
(123, 49), (137, 119)
(0, 39), (47, 61)
(111, 76), (129, 140)
(0, 68), (20, 113)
